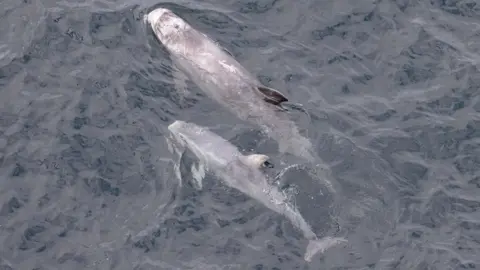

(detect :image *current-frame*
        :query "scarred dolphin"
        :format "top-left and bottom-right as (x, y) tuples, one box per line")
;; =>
(146, 8), (314, 162)
(166, 120), (346, 262)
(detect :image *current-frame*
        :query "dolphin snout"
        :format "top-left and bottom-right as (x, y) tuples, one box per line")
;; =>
(147, 8), (170, 25)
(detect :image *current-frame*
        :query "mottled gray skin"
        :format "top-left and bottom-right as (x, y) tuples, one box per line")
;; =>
(147, 8), (314, 162)
(167, 120), (346, 261)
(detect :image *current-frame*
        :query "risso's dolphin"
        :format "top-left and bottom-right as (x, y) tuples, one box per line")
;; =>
(166, 120), (346, 262)
(146, 8), (314, 162)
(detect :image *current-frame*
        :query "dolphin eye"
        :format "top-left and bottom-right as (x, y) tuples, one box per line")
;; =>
(174, 24), (179, 29)
(263, 160), (274, 168)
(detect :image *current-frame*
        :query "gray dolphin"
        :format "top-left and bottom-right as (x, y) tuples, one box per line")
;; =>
(166, 120), (346, 262)
(146, 8), (314, 162)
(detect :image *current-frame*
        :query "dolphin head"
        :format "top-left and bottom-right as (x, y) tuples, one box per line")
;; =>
(147, 8), (189, 42)
(167, 120), (190, 147)
(241, 154), (274, 169)
(168, 120), (275, 171)
(168, 119), (187, 133)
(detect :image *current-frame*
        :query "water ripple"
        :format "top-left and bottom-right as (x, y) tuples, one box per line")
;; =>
(1, 0), (480, 269)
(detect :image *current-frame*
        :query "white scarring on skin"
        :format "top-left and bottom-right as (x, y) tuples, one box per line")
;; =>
(146, 7), (316, 162)
(166, 120), (346, 262)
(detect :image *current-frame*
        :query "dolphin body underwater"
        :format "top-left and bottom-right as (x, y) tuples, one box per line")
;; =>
(166, 120), (346, 262)
(146, 7), (315, 162)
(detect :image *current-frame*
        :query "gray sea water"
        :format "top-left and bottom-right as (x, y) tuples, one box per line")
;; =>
(1, 0), (480, 269)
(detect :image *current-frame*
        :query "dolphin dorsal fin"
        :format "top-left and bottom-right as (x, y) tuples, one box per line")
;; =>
(256, 85), (288, 105)
(241, 154), (274, 169)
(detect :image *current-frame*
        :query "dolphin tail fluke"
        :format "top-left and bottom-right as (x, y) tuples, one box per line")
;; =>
(304, 237), (347, 262)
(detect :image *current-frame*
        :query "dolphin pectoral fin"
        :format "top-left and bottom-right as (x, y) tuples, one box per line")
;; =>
(209, 35), (234, 57)
(221, 47), (234, 57)
(166, 135), (186, 186)
(172, 65), (192, 99)
(204, 33), (234, 57)
(256, 85), (289, 105)
(191, 162), (206, 190)
(304, 237), (347, 262)
(242, 154), (273, 169)
(172, 150), (187, 187)
(173, 68), (189, 94)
